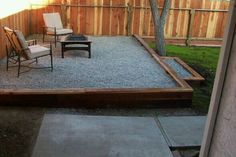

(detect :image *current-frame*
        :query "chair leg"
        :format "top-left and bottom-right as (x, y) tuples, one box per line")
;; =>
(6, 57), (9, 71)
(43, 32), (45, 43)
(17, 56), (21, 77)
(50, 54), (53, 72)
(54, 35), (57, 47)
(50, 44), (53, 71)
(6, 45), (9, 71)
(54, 28), (57, 47)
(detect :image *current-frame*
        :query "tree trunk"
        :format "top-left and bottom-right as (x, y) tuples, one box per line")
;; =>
(149, 0), (170, 56)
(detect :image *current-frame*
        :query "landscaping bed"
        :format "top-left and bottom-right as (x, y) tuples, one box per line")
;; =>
(150, 43), (220, 113)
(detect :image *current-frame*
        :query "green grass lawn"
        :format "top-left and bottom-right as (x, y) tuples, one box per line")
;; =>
(150, 44), (220, 113)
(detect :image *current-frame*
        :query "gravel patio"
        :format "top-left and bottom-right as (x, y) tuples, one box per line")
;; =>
(0, 36), (178, 89)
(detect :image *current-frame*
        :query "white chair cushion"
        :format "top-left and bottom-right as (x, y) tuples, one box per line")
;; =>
(47, 28), (73, 35)
(28, 45), (50, 59)
(43, 12), (63, 29)
(14, 30), (28, 49)
(14, 30), (31, 59)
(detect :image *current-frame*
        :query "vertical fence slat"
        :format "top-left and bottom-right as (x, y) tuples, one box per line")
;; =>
(102, 0), (111, 35)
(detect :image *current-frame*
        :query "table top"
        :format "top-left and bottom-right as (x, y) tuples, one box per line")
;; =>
(60, 34), (92, 43)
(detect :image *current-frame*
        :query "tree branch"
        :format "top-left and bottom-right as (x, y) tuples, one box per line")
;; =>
(149, 0), (161, 24)
(149, 0), (171, 56)
(160, 0), (171, 27)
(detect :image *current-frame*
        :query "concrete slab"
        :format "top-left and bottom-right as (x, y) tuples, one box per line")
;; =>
(157, 116), (206, 148)
(32, 114), (173, 157)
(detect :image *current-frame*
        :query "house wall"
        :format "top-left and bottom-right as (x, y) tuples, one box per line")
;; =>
(200, 0), (236, 156)
(208, 15), (236, 157)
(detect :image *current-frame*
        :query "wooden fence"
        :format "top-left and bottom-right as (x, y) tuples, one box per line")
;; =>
(0, 0), (230, 59)
(30, 0), (229, 40)
(0, 10), (30, 59)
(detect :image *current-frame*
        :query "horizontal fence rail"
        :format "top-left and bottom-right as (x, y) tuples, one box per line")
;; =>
(31, 3), (229, 12)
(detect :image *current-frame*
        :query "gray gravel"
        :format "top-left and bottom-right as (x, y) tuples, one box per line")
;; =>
(0, 37), (178, 89)
(163, 58), (193, 78)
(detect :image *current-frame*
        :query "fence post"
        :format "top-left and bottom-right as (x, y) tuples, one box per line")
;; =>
(126, 3), (133, 36)
(61, 0), (68, 27)
(186, 9), (195, 46)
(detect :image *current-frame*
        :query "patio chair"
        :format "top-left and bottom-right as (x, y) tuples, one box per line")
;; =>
(3, 26), (53, 77)
(42, 12), (73, 46)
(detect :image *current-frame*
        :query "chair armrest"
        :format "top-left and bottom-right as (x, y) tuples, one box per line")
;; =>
(40, 42), (52, 50)
(43, 26), (57, 33)
(40, 44), (50, 48)
(43, 26), (56, 29)
(26, 39), (37, 46)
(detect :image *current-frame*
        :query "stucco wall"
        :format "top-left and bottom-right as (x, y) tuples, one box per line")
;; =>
(208, 15), (236, 157)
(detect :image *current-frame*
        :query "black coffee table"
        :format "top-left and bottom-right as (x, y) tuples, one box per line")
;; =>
(60, 34), (92, 58)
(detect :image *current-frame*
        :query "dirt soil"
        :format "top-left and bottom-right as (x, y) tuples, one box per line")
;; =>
(0, 107), (203, 157)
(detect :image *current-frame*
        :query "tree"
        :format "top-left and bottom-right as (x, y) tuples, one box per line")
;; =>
(149, 0), (171, 56)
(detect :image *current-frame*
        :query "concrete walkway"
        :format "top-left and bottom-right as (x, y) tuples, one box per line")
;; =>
(32, 114), (206, 157)
(157, 116), (206, 148)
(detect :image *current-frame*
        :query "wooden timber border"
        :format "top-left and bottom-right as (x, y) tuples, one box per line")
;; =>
(161, 56), (205, 86)
(0, 35), (193, 108)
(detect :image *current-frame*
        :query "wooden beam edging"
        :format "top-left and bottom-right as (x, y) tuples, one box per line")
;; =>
(0, 88), (193, 94)
(173, 57), (205, 81)
(162, 56), (205, 82)
(133, 34), (160, 57)
(0, 87), (193, 107)
(142, 36), (224, 41)
(133, 34), (192, 90)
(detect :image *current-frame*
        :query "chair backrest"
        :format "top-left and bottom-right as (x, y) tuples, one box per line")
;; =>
(13, 30), (31, 59)
(3, 26), (30, 59)
(43, 12), (63, 30)
(3, 26), (17, 50)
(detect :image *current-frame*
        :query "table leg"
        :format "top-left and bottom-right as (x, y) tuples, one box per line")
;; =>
(61, 43), (64, 58)
(88, 43), (91, 58)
